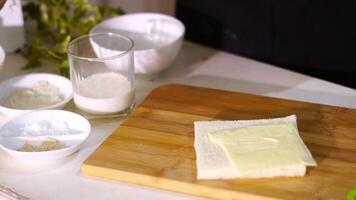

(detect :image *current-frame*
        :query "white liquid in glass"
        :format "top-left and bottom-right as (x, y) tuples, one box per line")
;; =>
(74, 72), (134, 114)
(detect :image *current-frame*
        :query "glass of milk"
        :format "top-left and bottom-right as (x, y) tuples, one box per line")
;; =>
(67, 32), (135, 117)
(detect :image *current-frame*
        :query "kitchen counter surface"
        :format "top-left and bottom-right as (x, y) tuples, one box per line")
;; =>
(0, 41), (356, 200)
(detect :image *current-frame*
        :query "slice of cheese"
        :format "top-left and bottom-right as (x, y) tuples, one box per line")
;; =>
(208, 123), (316, 174)
(194, 115), (317, 180)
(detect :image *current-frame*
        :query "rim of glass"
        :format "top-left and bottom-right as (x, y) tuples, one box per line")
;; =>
(67, 32), (134, 61)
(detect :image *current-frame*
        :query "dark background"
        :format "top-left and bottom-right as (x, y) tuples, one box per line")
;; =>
(176, 0), (356, 89)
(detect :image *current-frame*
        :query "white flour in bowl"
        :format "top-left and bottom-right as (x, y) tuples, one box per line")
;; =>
(4, 81), (64, 109)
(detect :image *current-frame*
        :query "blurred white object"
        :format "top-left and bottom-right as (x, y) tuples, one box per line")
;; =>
(0, 45), (5, 71)
(91, 13), (185, 74)
(0, 0), (26, 53)
(0, 110), (90, 162)
(0, 185), (29, 200)
(0, 73), (73, 118)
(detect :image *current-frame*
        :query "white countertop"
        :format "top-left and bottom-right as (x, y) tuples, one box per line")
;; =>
(0, 41), (356, 200)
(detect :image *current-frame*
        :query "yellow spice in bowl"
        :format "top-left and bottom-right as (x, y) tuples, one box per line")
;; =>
(18, 137), (67, 152)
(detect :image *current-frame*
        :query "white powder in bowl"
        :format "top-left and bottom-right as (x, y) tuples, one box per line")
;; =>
(4, 81), (64, 109)
(21, 118), (71, 136)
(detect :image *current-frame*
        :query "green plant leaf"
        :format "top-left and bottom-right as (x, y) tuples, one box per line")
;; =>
(21, 0), (123, 75)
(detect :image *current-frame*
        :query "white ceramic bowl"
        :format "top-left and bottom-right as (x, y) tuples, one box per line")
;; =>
(0, 73), (73, 118)
(0, 110), (90, 162)
(91, 12), (185, 74)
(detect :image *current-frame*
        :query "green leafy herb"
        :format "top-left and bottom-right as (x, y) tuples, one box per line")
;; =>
(22, 0), (123, 77)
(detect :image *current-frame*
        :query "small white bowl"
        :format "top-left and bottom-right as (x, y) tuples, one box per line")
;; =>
(0, 73), (73, 118)
(91, 12), (185, 74)
(0, 110), (90, 162)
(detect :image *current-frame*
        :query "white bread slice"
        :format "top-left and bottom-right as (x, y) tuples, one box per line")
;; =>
(194, 115), (312, 180)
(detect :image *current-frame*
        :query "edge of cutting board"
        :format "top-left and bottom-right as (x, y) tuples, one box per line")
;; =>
(81, 164), (278, 200)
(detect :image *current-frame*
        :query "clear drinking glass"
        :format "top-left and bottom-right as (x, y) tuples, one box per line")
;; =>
(67, 32), (135, 117)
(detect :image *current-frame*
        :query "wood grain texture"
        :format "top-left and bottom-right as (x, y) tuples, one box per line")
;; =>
(82, 84), (356, 200)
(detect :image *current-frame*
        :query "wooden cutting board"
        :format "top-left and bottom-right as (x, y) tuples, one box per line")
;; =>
(82, 84), (356, 200)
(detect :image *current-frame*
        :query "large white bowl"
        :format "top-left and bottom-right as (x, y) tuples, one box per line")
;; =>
(0, 73), (73, 118)
(0, 110), (90, 162)
(91, 13), (185, 74)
